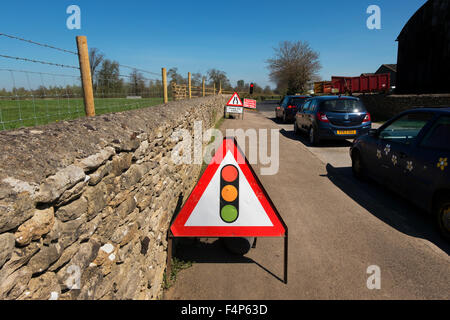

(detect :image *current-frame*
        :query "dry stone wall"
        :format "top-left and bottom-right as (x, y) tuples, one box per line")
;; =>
(0, 95), (226, 300)
(357, 93), (450, 121)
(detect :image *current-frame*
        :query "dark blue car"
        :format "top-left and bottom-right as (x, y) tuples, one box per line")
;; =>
(295, 96), (372, 145)
(350, 108), (450, 239)
(275, 95), (311, 123)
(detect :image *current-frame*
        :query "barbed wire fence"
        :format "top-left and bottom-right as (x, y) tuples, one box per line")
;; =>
(0, 32), (232, 132)
(0, 33), (185, 131)
(0, 33), (83, 130)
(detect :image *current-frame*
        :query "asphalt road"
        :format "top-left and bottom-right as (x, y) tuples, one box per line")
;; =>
(164, 100), (450, 300)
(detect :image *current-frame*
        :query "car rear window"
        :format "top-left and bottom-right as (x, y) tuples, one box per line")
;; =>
(290, 97), (309, 107)
(320, 99), (366, 113)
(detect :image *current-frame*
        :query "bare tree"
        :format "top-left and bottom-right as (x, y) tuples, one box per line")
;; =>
(129, 69), (146, 96)
(266, 41), (321, 94)
(167, 67), (186, 85)
(97, 59), (123, 95)
(191, 73), (203, 86)
(236, 80), (245, 92)
(89, 48), (104, 87)
(207, 69), (231, 89)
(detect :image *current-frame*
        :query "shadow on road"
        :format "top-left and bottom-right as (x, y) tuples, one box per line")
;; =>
(278, 127), (353, 148)
(173, 238), (285, 283)
(324, 163), (450, 255)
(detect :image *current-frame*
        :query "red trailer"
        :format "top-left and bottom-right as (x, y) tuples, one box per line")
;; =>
(331, 74), (390, 94)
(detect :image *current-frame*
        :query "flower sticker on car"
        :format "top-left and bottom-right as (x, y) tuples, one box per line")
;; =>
(384, 144), (391, 156)
(392, 154), (398, 166)
(406, 161), (413, 172)
(437, 158), (448, 171)
(377, 149), (382, 159)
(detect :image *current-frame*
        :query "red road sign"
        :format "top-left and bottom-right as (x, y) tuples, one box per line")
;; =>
(244, 99), (257, 109)
(226, 92), (244, 107)
(170, 137), (286, 237)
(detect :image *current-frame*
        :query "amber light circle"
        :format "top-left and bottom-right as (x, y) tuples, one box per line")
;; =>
(221, 185), (238, 202)
(222, 165), (238, 182)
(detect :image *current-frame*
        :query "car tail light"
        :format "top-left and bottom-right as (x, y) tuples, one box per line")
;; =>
(287, 105), (296, 109)
(317, 112), (329, 123)
(363, 113), (371, 123)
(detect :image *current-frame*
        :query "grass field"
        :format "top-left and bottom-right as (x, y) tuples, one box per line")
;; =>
(0, 97), (164, 131)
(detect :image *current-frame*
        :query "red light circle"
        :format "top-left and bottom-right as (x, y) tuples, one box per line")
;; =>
(221, 165), (238, 182)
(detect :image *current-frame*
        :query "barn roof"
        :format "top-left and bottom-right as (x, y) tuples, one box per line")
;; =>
(396, 0), (435, 41)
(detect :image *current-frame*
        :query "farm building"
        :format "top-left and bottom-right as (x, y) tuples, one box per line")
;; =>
(375, 64), (397, 87)
(396, 0), (450, 94)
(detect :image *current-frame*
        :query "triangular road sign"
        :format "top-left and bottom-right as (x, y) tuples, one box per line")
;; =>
(226, 92), (244, 107)
(170, 137), (286, 237)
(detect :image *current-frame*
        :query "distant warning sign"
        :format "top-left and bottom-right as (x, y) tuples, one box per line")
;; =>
(170, 137), (286, 237)
(226, 92), (243, 107)
(244, 99), (257, 109)
(226, 106), (243, 114)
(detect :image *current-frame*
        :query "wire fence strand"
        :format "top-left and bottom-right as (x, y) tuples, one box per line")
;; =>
(0, 54), (79, 69)
(0, 33), (78, 55)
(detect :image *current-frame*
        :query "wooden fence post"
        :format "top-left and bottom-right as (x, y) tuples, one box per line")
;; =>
(162, 68), (168, 104)
(76, 36), (95, 117)
(202, 77), (205, 97)
(188, 72), (192, 99)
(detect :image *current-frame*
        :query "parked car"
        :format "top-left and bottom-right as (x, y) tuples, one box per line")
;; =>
(350, 108), (450, 239)
(275, 95), (311, 123)
(294, 96), (372, 145)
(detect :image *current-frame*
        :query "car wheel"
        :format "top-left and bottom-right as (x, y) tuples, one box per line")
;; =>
(309, 126), (320, 146)
(435, 196), (450, 240)
(352, 150), (366, 180)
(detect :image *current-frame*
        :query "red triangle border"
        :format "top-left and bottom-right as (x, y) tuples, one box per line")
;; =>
(170, 138), (286, 237)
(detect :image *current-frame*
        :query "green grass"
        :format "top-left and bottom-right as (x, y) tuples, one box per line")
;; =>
(163, 257), (193, 290)
(0, 97), (164, 131)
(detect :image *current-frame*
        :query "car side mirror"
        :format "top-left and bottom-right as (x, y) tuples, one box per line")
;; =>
(369, 129), (378, 137)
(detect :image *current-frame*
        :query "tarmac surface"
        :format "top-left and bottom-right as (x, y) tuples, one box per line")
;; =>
(164, 101), (450, 300)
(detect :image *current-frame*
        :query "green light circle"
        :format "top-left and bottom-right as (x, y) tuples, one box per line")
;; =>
(221, 205), (238, 223)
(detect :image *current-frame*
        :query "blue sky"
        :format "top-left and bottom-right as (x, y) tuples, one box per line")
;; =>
(0, 0), (427, 89)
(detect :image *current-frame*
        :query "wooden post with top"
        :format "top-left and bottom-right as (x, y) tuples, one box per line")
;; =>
(202, 77), (206, 97)
(76, 36), (95, 117)
(188, 72), (192, 99)
(162, 68), (168, 104)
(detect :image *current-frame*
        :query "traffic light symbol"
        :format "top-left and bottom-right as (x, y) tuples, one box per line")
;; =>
(220, 165), (239, 223)
(250, 83), (254, 95)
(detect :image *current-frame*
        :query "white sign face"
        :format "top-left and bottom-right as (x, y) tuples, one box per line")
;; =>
(227, 92), (243, 106)
(226, 106), (243, 114)
(185, 151), (273, 227)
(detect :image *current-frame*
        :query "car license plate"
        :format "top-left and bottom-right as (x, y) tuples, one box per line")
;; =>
(336, 130), (356, 135)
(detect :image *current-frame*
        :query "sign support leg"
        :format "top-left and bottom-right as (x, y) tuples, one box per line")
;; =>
(166, 232), (173, 281)
(284, 230), (288, 284)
